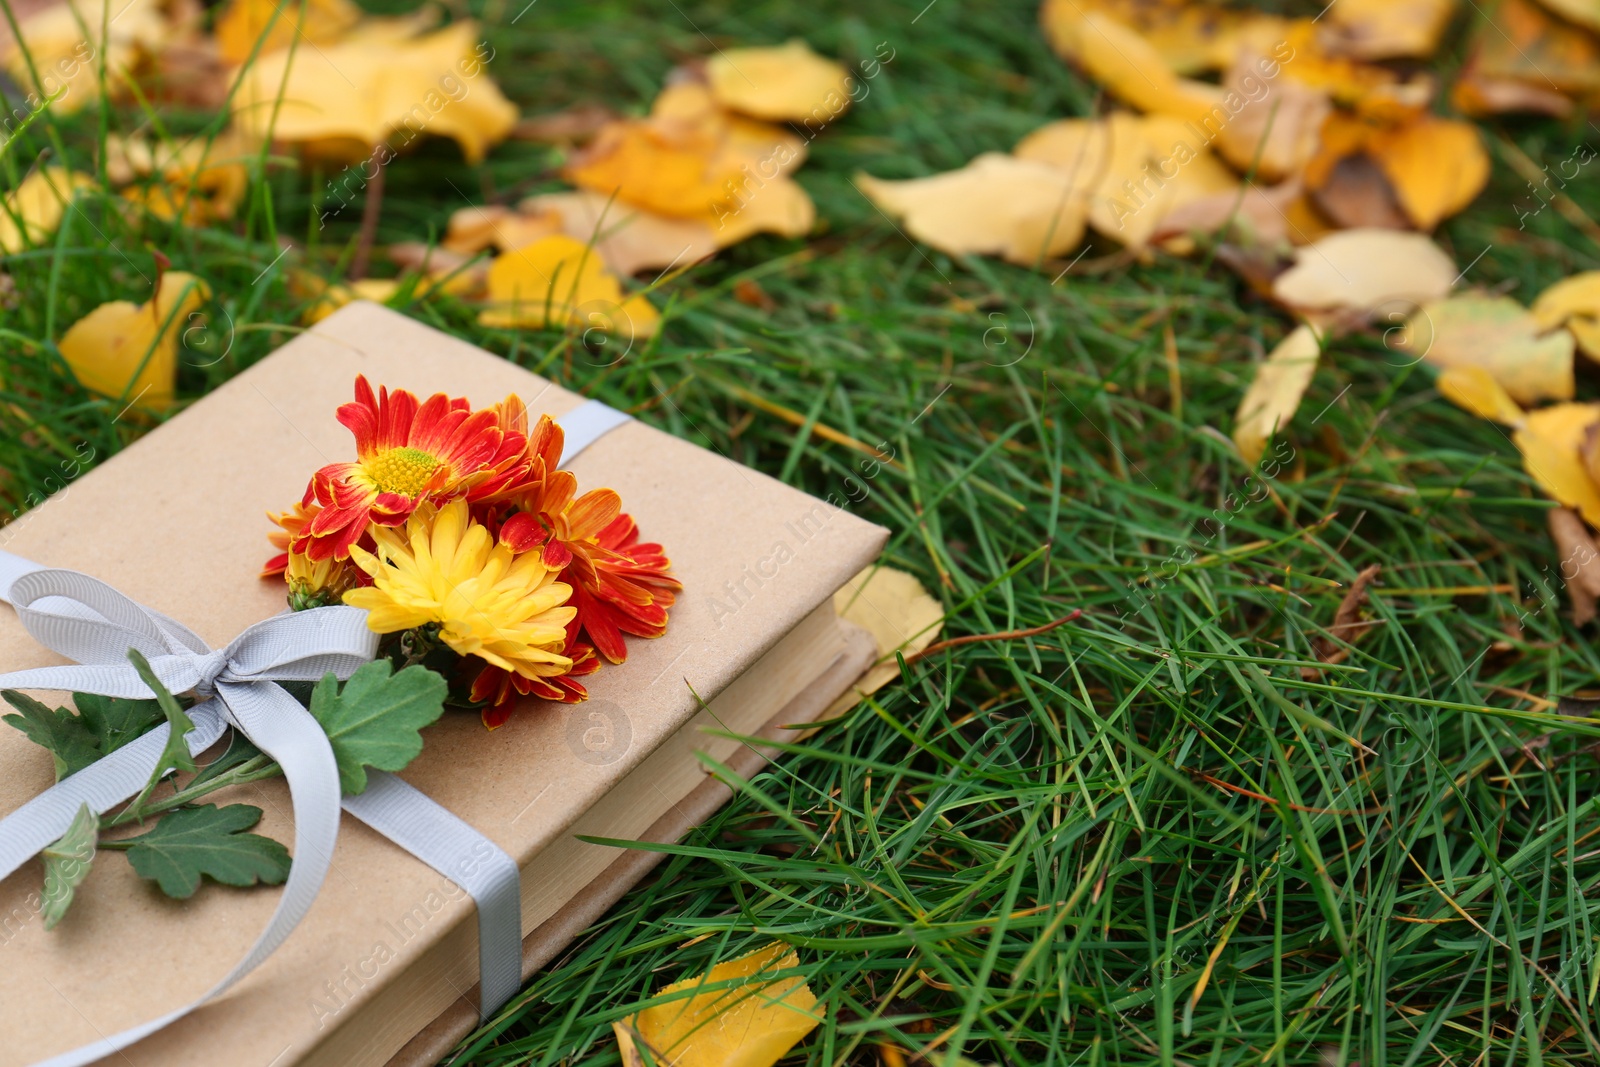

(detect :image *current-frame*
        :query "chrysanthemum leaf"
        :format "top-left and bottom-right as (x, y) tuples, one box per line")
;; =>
(309, 662), (448, 794)
(40, 804), (97, 929)
(2, 691), (102, 780)
(125, 649), (198, 816)
(120, 804), (289, 900)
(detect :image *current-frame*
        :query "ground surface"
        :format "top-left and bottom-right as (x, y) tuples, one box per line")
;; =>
(9, 0), (1600, 1064)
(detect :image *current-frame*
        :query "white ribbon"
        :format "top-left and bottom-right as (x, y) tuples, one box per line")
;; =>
(0, 398), (632, 1064)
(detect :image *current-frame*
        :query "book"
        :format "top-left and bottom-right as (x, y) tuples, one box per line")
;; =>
(0, 301), (888, 1066)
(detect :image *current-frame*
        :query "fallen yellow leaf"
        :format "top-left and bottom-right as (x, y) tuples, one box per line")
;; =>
(1368, 117), (1489, 230)
(829, 566), (944, 710)
(1436, 366), (1526, 426)
(480, 234), (660, 341)
(1085, 113), (1238, 248)
(1531, 272), (1600, 363)
(0, 167), (91, 254)
(233, 22), (517, 164)
(1270, 229), (1456, 317)
(213, 0), (361, 65)
(1234, 324), (1323, 466)
(1322, 0), (1457, 59)
(613, 942), (821, 1067)
(1403, 294), (1574, 405)
(1452, 0), (1599, 117)
(1514, 403), (1600, 527)
(57, 271), (210, 410)
(706, 39), (851, 124)
(1056, 12), (1226, 125)
(2, 0), (166, 112)
(855, 154), (1088, 266)
(1040, 0), (1297, 76)
(521, 190), (719, 276)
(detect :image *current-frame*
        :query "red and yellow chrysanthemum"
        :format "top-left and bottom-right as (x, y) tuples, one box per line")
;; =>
(294, 376), (534, 563)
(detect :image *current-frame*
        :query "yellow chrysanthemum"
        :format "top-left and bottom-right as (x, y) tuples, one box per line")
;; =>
(344, 499), (576, 680)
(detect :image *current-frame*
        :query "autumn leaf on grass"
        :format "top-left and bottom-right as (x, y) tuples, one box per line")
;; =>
(1040, 8), (1227, 124)
(1212, 51), (1331, 182)
(1518, 403), (1600, 526)
(1080, 114), (1238, 249)
(1401, 294), (1574, 405)
(107, 132), (252, 225)
(706, 39), (851, 123)
(480, 235), (661, 341)
(520, 191), (719, 276)
(1270, 229), (1455, 323)
(213, 0), (361, 65)
(40, 803), (97, 929)
(116, 804), (290, 899)
(1304, 112), (1490, 231)
(1234, 324), (1323, 467)
(57, 270), (209, 411)
(233, 22), (516, 164)
(1321, 0), (1457, 59)
(1302, 564), (1383, 679)
(0, 168), (92, 254)
(2, 0), (168, 112)
(1040, 0), (1296, 76)
(856, 154), (1088, 266)
(614, 943), (822, 1067)
(827, 567), (944, 713)
(308, 661), (447, 795)
(1453, 0), (1600, 116)
(1532, 271), (1600, 362)
(1548, 508), (1600, 625)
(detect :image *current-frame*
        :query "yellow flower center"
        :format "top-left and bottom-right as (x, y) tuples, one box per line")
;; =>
(364, 446), (443, 497)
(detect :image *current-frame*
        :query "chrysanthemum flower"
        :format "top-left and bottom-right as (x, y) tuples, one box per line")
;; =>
(261, 500), (319, 578)
(478, 419), (680, 664)
(295, 376), (535, 563)
(470, 638), (600, 728)
(343, 499), (576, 683)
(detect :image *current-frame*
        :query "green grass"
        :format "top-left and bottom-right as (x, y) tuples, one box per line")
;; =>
(9, 0), (1600, 1064)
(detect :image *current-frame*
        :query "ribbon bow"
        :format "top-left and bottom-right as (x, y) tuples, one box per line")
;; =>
(0, 398), (632, 1066)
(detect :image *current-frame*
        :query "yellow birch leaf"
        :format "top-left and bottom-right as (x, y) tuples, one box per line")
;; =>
(706, 40), (852, 124)
(1234, 324), (1322, 466)
(614, 943), (821, 1067)
(712, 177), (815, 245)
(1436, 366), (1526, 426)
(1569, 318), (1600, 362)
(1403, 294), (1574, 405)
(1013, 118), (1113, 195)
(1531, 271), (1600, 331)
(480, 235), (659, 341)
(1271, 229), (1456, 316)
(521, 190), (719, 277)
(830, 566), (944, 709)
(1368, 117), (1489, 229)
(233, 22), (517, 164)
(214, 0), (361, 65)
(1087, 114), (1238, 248)
(0, 167), (91, 254)
(1051, 12), (1227, 125)
(1515, 403), (1600, 526)
(1322, 0), (1458, 59)
(651, 82), (808, 175)
(2, 0), (166, 112)
(855, 154), (1088, 266)
(57, 271), (209, 410)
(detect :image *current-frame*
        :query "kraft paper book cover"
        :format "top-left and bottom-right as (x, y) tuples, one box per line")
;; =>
(0, 301), (888, 1066)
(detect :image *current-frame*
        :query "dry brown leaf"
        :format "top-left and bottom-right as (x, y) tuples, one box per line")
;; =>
(1514, 403), (1600, 526)
(1270, 229), (1455, 317)
(855, 154), (1088, 266)
(1213, 51), (1331, 181)
(827, 567), (944, 714)
(613, 943), (821, 1067)
(1547, 507), (1600, 625)
(1302, 564), (1383, 678)
(1234, 323), (1323, 466)
(1321, 0), (1458, 59)
(1452, 0), (1600, 116)
(1403, 294), (1574, 405)
(1436, 366), (1526, 425)
(706, 39), (851, 124)
(57, 271), (209, 410)
(1153, 176), (1305, 246)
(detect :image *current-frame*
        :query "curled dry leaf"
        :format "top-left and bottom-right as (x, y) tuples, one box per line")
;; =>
(58, 271), (210, 411)
(480, 234), (660, 341)
(1547, 508), (1600, 625)
(1302, 564), (1383, 679)
(1234, 323), (1323, 467)
(1436, 366), (1526, 426)
(1513, 403), (1600, 527)
(1402, 294), (1575, 405)
(706, 39), (851, 124)
(1532, 271), (1600, 362)
(0, 167), (91, 254)
(855, 154), (1088, 265)
(233, 22), (517, 164)
(613, 942), (821, 1067)
(1270, 229), (1455, 318)
(1306, 112), (1489, 230)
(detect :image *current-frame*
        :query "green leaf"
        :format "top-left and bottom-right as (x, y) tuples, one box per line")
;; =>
(125, 649), (197, 815)
(2, 691), (101, 780)
(186, 735), (266, 791)
(74, 692), (164, 755)
(40, 803), (97, 929)
(119, 804), (289, 899)
(309, 662), (447, 794)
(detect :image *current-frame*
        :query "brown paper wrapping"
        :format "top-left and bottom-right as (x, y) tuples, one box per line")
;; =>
(0, 302), (887, 1065)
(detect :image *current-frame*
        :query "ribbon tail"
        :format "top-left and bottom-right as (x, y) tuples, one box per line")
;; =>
(31, 681), (342, 1067)
(0, 701), (227, 884)
(342, 771), (523, 1021)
